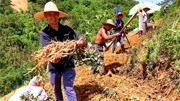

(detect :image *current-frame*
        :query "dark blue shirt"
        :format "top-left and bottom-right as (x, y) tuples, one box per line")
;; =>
(40, 23), (79, 73)
(114, 19), (124, 33)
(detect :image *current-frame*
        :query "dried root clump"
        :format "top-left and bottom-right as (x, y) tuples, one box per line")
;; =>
(26, 40), (76, 75)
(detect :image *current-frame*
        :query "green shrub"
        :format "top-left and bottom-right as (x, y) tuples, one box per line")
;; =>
(139, 3), (180, 65)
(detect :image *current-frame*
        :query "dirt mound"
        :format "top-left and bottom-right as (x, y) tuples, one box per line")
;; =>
(10, 0), (28, 12)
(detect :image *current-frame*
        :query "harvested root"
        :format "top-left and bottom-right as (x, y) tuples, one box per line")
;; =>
(25, 40), (76, 75)
(34, 40), (76, 67)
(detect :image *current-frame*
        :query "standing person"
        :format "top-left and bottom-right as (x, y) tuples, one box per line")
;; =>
(91, 19), (119, 74)
(138, 6), (150, 35)
(34, 1), (86, 101)
(112, 12), (126, 53)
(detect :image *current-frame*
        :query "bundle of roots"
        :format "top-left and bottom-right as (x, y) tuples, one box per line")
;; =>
(34, 40), (77, 67)
(25, 40), (76, 75)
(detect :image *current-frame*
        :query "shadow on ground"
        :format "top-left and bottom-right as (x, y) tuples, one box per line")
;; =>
(74, 81), (104, 101)
(104, 62), (123, 74)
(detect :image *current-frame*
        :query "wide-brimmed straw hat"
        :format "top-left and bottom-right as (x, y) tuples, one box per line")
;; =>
(34, 1), (68, 20)
(116, 12), (125, 17)
(102, 19), (117, 28)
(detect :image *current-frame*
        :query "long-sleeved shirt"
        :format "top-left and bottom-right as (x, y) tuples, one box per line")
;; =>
(40, 23), (79, 73)
(114, 19), (124, 33)
(138, 10), (148, 31)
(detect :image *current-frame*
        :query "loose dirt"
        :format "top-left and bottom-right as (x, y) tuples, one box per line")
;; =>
(1, 29), (179, 101)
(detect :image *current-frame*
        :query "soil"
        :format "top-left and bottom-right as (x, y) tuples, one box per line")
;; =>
(72, 31), (179, 101)
(10, 0), (28, 12)
(1, 26), (179, 101)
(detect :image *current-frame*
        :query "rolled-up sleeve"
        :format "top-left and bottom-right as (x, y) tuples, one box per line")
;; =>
(40, 31), (51, 47)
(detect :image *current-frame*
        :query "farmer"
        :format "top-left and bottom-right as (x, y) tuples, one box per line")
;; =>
(112, 11), (126, 53)
(91, 19), (120, 74)
(34, 1), (86, 101)
(138, 6), (150, 35)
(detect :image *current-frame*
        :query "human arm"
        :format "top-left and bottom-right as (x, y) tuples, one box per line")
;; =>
(40, 32), (51, 47)
(101, 28), (119, 40)
(116, 25), (123, 29)
(40, 31), (60, 64)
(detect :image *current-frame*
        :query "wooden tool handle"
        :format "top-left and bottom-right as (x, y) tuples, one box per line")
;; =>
(106, 11), (139, 50)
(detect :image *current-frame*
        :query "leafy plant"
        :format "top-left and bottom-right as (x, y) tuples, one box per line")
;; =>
(75, 48), (100, 70)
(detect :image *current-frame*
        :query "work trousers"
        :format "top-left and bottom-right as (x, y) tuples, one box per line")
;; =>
(49, 68), (77, 101)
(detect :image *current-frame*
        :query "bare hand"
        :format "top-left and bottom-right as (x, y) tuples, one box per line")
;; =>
(76, 37), (87, 48)
(50, 54), (61, 64)
(76, 40), (83, 48)
(115, 33), (121, 37)
(51, 58), (60, 64)
(138, 7), (142, 12)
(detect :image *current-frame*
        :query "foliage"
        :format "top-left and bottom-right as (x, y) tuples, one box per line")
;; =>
(138, 36), (161, 63)
(151, 11), (162, 21)
(56, 0), (138, 43)
(157, 5), (180, 60)
(0, 0), (43, 96)
(4, 0), (180, 97)
(138, 2), (180, 66)
(81, 49), (100, 68)
(0, 0), (12, 15)
(0, 64), (32, 96)
(174, 59), (180, 69)
(74, 48), (99, 70)
(0, 0), (139, 97)
(20, 94), (39, 101)
(102, 87), (119, 100)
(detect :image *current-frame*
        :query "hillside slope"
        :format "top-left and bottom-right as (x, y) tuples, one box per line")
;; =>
(1, 28), (179, 100)
(0, 0), (138, 96)
(1, 0), (180, 100)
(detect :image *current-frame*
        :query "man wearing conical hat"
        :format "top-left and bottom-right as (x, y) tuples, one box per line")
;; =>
(34, 1), (86, 101)
(91, 19), (120, 74)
